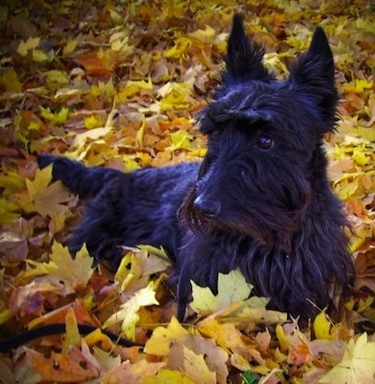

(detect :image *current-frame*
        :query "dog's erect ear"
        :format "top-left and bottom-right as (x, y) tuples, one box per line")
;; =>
(291, 27), (335, 86)
(290, 27), (338, 126)
(224, 14), (272, 82)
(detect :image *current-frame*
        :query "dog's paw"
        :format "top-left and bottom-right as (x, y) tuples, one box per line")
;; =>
(37, 153), (58, 169)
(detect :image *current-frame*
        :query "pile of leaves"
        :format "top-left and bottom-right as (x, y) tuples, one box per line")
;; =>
(0, 0), (374, 382)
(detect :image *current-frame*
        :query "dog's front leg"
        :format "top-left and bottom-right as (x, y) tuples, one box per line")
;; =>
(176, 260), (192, 322)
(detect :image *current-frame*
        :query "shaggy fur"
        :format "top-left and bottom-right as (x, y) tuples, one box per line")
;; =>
(39, 15), (355, 321)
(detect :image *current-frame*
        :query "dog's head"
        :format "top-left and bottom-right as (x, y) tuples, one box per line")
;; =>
(180, 15), (338, 252)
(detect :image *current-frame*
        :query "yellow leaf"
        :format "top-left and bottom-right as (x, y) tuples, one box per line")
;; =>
(0, 309), (12, 325)
(11, 165), (75, 218)
(136, 115), (146, 147)
(111, 36), (129, 52)
(198, 319), (248, 353)
(276, 324), (290, 352)
(102, 360), (165, 383)
(352, 147), (369, 166)
(44, 70), (70, 88)
(189, 25), (216, 43)
(342, 79), (374, 93)
(32, 49), (49, 63)
(39, 106), (69, 124)
(17, 37), (40, 56)
(115, 252), (139, 291)
(84, 115), (105, 129)
(145, 318), (228, 383)
(49, 242), (93, 286)
(144, 317), (189, 356)
(0, 198), (20, 225)
(84, 329), (115, 350)
(158, 82), (191, 111)
(264, 52), (289, 75)
(0, 172), (26, 195)
(91, 79), (116, 99)
(130, 77), (153, 90)
(110, 31), (133, 56)
(164, 37), (192, 59)
(115, 247), (170, 292)
(21, 242), (93, 289)
(70, 127), (113, 149)
(190, 269), (252, 314)
(355, 126), (375, 142)
(176, 345), (217, 384)
(336, 178), (359, 200)
(145, 369), (196, 384)
(167, 130), (192, 151)
(103, 281), (159, 340)
(1, 67), (22, 92)
(63, 39), (78, 56)
(63, 308), (81, 351)
(138, 244), (170, 261)
(355, 17), (375, 33)
(313, 309), (332, 340)
(319, 333), (375, 383)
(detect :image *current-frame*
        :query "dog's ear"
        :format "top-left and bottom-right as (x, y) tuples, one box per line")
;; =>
(290, 27), (338, 126)
(224, 14), (272, 82)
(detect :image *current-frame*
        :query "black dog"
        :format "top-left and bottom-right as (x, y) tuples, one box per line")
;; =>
(39, 15), (355, 321)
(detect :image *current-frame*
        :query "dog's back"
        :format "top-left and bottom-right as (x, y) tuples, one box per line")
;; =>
(39, 154), (199, 266)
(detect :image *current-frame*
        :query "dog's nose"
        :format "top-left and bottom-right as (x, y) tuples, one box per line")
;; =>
(193, 195), (221, 216)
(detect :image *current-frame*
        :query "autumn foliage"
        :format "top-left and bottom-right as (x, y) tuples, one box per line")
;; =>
(0, 0), (374, 383)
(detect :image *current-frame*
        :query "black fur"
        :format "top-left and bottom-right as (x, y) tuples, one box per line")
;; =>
(38, 15), (354, 321)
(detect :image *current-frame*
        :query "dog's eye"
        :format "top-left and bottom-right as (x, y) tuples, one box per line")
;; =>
(207, 130), (219, 140)
(257, 135), (274, 150)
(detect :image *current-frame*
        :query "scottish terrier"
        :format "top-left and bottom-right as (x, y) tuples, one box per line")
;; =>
(39, 15), (355, 321)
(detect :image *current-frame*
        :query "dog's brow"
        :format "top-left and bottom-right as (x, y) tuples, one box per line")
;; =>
(207, 87), (279, 124)
(208, 101), (272, 124)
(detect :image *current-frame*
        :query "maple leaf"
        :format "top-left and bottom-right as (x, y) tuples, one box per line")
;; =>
(319, 333), (375, 383)
(145, 317), (228, 383)
(169, 344), (217, 384)
(102, 281), (159, 340)
(144, 316), (189, 356)
(190, 269), (253, 314)
(15, 343), (100, 383)
(103, 360), (165, 383)
(164, 37), (192, 59)
(145, 369), (196, 384)
(115, 246), (170, 293)
(22, 242), (93, 289)
(11, 165), (75, 219)
(40, 106), (69, 124)
(43, 70), (70, 88)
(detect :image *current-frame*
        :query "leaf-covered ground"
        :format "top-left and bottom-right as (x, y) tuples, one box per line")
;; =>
(0, 0), (374, 383)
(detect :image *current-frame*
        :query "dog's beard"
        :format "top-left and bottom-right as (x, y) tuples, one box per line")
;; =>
(179, 186), (302, 253)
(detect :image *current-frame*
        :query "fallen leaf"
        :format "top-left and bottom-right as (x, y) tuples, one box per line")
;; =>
(190, 269), (253, 314)
(319, 333), (375, 383)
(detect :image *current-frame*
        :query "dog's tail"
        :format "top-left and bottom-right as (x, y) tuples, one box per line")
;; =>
(38, 154), (123, 198)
